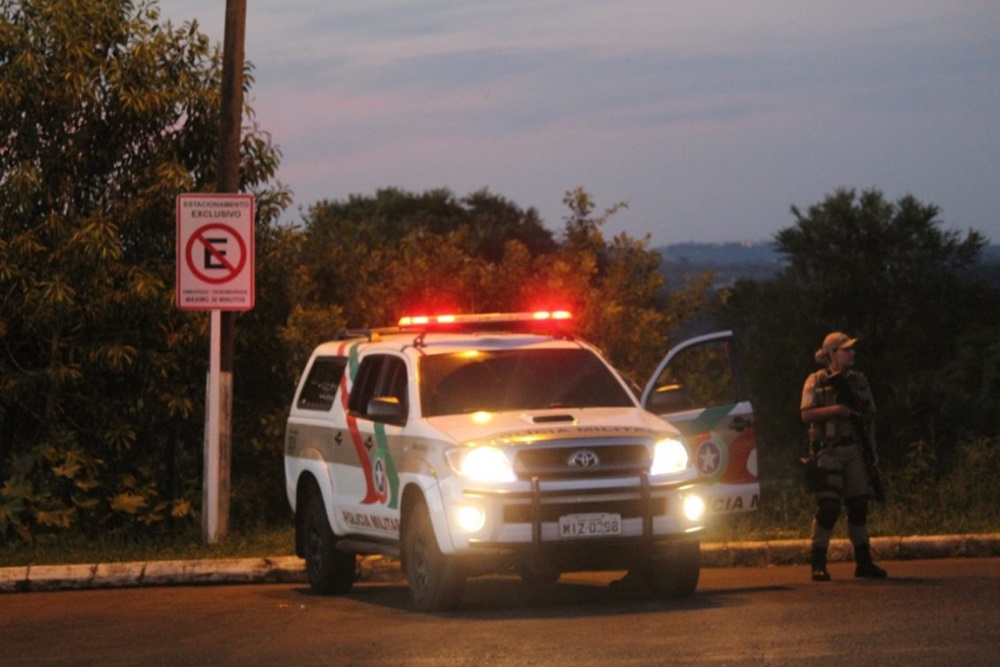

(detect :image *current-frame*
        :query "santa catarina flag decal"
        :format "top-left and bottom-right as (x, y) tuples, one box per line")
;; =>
(338, 342), (400, 508)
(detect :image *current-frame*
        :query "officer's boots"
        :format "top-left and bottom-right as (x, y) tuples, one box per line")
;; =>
(854, 543), (888, 578)
(810, 547), (831, 582)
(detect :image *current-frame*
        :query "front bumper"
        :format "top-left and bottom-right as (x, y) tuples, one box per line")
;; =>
(442, 472), (704, 573)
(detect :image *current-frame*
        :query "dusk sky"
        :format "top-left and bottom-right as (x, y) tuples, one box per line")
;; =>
(160, 1), (1000, 247)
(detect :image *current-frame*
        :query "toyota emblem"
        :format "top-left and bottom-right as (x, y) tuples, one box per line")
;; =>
(567, 449), (600, 468)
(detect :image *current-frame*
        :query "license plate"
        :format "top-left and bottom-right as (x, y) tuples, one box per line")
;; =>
(558, 513), (622, 538)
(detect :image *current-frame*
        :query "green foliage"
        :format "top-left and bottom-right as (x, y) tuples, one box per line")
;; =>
(0, 524), (296, 567)
(715, 278), (816, 483)
(720, 187), (997, 484)
(287, 186), (711, 385)
(880, 435), (1000, 534)
(707, 434), (1000, 543)
(0, 0), (289, 541)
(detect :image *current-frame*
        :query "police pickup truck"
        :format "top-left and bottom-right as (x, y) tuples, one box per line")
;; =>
(284, 312), (757, 610)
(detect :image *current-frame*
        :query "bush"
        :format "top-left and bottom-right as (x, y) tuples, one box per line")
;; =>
(881, 435), (1000, 535)
(704, 434), (1000, 543)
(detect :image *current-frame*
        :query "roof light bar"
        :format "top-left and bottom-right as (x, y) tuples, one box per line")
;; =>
(397, 311), (573, 331)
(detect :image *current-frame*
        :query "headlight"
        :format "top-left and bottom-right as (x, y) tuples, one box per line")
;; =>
(651, 438), (689, 475)
(445, 446), (516, 483)
(454, 505), (487, 532)
(683, 494), (706, 522)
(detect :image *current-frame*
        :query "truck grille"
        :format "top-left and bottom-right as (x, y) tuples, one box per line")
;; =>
(513, 444), (651, 480)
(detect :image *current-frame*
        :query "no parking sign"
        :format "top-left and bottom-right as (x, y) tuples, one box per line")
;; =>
(176, 194), (255, 310)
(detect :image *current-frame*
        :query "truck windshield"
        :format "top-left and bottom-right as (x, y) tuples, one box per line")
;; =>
(420, 349), (634, 417)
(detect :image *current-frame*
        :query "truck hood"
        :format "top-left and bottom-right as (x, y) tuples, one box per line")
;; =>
(424, 407), (679, 446)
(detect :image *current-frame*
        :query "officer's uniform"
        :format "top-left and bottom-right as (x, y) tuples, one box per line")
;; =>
(801, 336), (887, 581)
(801, 369), (876, 503)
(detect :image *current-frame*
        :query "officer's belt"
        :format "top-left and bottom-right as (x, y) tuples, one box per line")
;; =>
(816, 437), (857, 450)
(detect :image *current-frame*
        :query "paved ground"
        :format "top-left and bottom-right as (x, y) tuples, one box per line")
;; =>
(3, 533), (998, 593)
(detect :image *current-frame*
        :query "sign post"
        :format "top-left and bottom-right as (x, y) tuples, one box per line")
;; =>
(176, 193), (254, 543)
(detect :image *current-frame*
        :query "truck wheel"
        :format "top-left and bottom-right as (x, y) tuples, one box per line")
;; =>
(303, 491), (356, 595)
(649, 540), (700, 599)
(403, 501), (464, 611)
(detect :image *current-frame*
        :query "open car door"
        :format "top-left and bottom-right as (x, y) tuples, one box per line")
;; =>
(641, 331), (759, 516)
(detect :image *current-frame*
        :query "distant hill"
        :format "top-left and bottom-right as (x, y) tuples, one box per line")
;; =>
(653, 241), (784, 289)
(653, 242), (1000, 289)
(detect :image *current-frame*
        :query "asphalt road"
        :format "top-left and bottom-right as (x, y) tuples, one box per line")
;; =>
(2, 558), (998, 666)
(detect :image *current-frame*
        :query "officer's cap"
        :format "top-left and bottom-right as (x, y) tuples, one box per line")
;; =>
(822, 332), (858, 353)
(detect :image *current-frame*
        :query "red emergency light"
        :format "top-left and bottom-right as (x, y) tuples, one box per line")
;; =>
(397, 311), (574, 334)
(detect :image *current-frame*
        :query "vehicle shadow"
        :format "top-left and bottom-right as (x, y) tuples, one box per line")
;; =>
(292, 574), (793, 618)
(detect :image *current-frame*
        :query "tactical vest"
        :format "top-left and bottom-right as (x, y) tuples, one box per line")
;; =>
(808, 369), (872, 445)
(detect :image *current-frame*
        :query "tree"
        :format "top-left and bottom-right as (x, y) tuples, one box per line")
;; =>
(285, 186), (713, 385)
(310, 187), (556, 262)
(776, 188), (985, 359)
(461, 188), (557, 261)
(554, 187), (712, 383)
(0, 0), (289, 540)
(721, 188), (996, 479)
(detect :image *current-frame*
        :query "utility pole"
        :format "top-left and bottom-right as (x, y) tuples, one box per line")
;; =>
(204, 0), (247, 544)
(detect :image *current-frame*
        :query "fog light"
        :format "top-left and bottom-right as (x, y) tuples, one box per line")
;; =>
(455, 505), (486, 533)
(683, 494), (706, 522)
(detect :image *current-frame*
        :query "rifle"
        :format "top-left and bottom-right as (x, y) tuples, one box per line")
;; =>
(826, 371), (886, 504)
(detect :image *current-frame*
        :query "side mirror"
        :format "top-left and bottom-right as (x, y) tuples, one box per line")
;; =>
(367, 396), (405, 424)
(646, 384), (694, 415)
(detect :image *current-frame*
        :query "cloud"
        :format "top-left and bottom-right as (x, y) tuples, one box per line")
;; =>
(160, 0), (1000, 244)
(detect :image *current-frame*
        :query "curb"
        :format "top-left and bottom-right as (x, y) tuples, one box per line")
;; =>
(0, 556), (309, 593)
(3, 534), (998, 593)
(699, 533), (1000, 567)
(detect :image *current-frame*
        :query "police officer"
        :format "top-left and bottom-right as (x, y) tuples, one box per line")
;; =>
(801, 332), (887, 581)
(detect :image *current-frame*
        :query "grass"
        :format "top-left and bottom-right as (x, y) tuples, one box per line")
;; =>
(703, 482), (1000, 545)
(0, 525), (297, 568)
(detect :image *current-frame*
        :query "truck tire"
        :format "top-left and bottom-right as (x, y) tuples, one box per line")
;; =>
(403, 501), (464, 611)
(649, 540), (700, 599)
(303, 490), (356, 595)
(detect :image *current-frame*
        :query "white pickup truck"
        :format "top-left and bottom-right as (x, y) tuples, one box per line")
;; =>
(284, 312), (757, 610)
